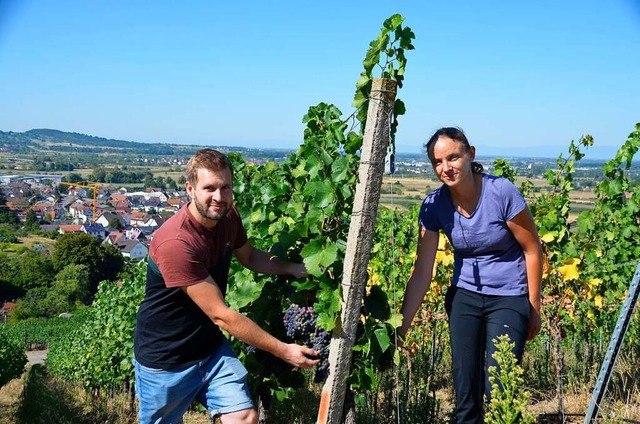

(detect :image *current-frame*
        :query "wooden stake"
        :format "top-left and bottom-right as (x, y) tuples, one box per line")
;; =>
(317, 78), (397, 424)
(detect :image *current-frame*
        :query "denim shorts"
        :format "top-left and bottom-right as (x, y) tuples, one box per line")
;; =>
(134, 339), (254, 424)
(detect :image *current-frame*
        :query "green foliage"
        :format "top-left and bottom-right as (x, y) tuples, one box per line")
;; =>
(47, 262), (145, 391)
(352, 14), (415, 157)
(0, 207), (20, 226)
(23, 209), (41, 232)
(12, 287), (69, 320)
(0, 328), (27, 387)
(485, 335), (535, 424)
(2, 248), (54, 291)
(573, 125), (640, 335)
(492, 158), (518, 184)
(224, 15), (415, 400)
(52, 263), (92, 304)
(52, 232), (124, 293)
(2, 313), (88, 349)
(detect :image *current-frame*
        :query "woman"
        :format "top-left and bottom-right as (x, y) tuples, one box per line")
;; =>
(399, 127), (542, 423)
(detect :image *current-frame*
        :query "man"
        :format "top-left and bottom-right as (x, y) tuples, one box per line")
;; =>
(133, 149), (318, 424)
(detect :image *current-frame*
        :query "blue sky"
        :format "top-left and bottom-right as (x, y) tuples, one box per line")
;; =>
(0, 1), (639, 158)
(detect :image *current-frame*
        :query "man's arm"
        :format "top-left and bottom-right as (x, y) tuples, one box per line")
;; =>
(182, 277), (319, 368)
(234, 242), (306, 278)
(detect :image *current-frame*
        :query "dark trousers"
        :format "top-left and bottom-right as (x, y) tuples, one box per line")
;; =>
(445, 286), (530, 424)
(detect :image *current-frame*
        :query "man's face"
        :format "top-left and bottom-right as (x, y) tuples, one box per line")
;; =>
(186, 167), (233, 227)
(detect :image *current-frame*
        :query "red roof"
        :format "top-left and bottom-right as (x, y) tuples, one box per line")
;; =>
(1, 302), (16, 310)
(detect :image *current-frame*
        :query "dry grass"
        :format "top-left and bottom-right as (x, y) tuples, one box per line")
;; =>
(0, 371), (26, 424)
(16, 235), (56, 251)
(529, 390), (640, 423)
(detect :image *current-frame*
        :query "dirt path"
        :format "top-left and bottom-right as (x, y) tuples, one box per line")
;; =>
(26, 349), (48, 365)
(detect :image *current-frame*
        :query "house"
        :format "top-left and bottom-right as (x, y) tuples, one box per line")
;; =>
(59, 223), (107, 240)
(1, 301), (16, 322)
(81, 223), (108, 240)
(40, 223), (61, 234)
(166, 197), (186, 211)
(142, 214), (167, 228)
(96, 211), (126, 229)
(103, 231), (126, 246)
(59, 224), (83, 235)
(115, 239), (149, 260)
(130, 211), (147, 227)
(31, 201), (57, 221)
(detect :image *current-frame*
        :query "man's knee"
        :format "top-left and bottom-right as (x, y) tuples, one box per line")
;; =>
(220, 407), (258, 424)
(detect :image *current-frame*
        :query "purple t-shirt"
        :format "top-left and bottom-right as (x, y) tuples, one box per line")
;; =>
(419, 173), (528, 295)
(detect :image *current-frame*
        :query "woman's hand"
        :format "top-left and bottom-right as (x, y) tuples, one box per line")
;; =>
(527, 305), (541, 341)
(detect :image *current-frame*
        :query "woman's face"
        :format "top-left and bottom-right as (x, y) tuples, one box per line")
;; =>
(431, 136), (476, 188)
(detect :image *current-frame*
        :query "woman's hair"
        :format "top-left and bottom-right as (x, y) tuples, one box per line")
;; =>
(424, 127), (484, 173)
(185, 148), (233, 186)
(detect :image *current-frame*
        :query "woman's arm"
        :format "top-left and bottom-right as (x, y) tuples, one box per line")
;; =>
(399, 227), (440, 338)
(507, 206), (543, 340)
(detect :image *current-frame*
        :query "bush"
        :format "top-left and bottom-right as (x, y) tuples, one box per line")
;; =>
(0, 328), (27, 387)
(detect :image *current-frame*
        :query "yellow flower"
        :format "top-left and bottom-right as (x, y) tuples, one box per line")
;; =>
(594, 294), (603, 309)
(437, 250), (454, 266)
(540, 233), (555, 243)
(557, 258), (581, 281)
(368, 272), (380, 287)
(438, 236), (448, 250)
(587, 278), (602, 290)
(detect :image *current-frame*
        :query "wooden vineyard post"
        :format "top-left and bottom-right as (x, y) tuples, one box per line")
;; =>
(317, 78), (397, 424)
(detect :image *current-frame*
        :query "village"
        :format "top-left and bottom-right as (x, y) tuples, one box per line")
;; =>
(0, 173), (191, 263)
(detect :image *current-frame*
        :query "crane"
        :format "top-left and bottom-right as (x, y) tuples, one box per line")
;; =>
(59, 181), (102, 222)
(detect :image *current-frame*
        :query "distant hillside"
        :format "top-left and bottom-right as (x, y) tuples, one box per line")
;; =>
(0, 129), (177, 155)
(0, 129), (295, 162)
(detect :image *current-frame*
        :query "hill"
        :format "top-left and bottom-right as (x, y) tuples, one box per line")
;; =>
(0, 129), (176, 156)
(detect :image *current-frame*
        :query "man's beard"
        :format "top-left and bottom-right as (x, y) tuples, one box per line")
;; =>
(193, 195), (230, 222)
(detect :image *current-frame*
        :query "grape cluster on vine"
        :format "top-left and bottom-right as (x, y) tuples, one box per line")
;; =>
(283, 304), (330, 383)
(283, 304), (316, 339)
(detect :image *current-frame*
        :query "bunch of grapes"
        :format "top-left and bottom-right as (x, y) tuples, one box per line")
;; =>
(283, 304), (331, 383)
(311, 329), (331, 383)
(283, 304), (317, 339)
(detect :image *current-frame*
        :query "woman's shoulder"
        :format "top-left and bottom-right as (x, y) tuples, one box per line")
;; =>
(422, 184), (446, 206)
(482, 173), (518, 191)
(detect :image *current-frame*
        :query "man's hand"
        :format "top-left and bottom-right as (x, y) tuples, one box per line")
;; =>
(281, 343), (319, 368)
(287, 263), (308, 279)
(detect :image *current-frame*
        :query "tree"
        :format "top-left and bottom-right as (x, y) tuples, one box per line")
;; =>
(4, 249), (54, 291)
(143, 174), (155, 188)
(52, 263), (91, 304)
(12, 287), (68, 320)
(66, 173), (84, 183)
(90, 167), (106, 183)
(165, 176), (178, 191)
(108, 218), (124, 230)
(0, 208), (19, 226)
(52, 233), (124, 294)
(0, 192), (20, 226)
(23, 209), (40, 232)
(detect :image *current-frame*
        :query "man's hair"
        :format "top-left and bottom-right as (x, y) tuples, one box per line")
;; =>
(185, 149), (233, 186)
